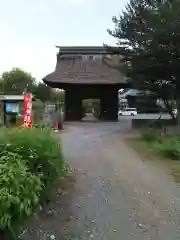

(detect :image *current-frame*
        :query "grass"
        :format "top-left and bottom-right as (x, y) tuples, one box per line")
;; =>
(125, 129), (180, 183)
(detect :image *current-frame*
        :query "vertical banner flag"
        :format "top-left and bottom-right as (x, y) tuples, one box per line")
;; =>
(22, 94), (32, 128)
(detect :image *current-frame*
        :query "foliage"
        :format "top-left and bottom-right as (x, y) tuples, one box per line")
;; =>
(0, 152), (43, 237)
(82, 99), (93, 113)
(34, 83), (53, 103)
(82, 99), (101, 115)
(35, 86), (64, 104)
(0, 127), (65, 237)
(141, 127), (180, 160)
(0, 128), (64, 192)
(51, 89), (65, 104)
(92, 99), (100, 112)
(108, 0), (180, 121)
(141, 128), (160, 142)
(154, 140), (180, 160)
(32, 99), (44, 124)
(0, 68), (65, 104)
(33, 123), (50, 128)
(0, 68), (36, 95)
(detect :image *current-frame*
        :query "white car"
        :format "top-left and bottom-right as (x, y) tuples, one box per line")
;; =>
(118, 108), (138, 116)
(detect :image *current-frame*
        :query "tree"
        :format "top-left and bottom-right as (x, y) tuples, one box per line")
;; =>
(34, 82), (53, 103)
(108, 0), (180, 122)
(51, 89), (64, 104)
(0, 68), (64, 104)
(0, 68), (37, 95)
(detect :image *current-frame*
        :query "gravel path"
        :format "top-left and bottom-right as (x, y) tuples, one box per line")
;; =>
(22, 122), (180, 240)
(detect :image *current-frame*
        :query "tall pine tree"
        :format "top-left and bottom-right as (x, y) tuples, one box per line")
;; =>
(108, 0), (180, 122)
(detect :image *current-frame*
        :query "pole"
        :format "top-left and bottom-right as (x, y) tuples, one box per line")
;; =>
(24, 83), (28, 94)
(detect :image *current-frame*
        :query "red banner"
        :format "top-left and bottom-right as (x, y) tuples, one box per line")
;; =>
(22, 94), (32, 128)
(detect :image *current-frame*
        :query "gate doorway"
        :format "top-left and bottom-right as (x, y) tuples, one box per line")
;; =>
(82, 99), (101, 121)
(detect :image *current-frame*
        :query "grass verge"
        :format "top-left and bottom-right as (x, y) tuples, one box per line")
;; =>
(125, 128), (180, 183)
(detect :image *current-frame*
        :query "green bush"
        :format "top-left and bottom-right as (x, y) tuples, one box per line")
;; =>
(141, 128), (160, 142)
(148, 119), (164, 129)
(0, 128), (64, 198)
(0, 152), (43, 237)
(33, 123), (53, 129)
(141, 128), (180, 161)
(155, 139), (180, 160)
(0, 127), (65, 237)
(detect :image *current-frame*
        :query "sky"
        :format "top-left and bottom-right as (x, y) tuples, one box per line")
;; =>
(0, 0), (128, 81)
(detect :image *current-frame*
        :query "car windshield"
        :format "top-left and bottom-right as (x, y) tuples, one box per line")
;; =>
(123, 108), (136, 111)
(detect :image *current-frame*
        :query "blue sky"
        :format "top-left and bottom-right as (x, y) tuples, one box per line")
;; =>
(0, 0), (127, 81)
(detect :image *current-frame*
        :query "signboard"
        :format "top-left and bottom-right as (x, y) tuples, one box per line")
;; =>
(6, 103), (19, 113)
(22, 94), (32, 128)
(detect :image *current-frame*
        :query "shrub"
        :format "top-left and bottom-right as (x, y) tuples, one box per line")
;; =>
(0, 127), (65, 237)
(141, 128), (160, 142)
(148, 119), (164, 129)
(33, 123), (53, 129)
(0, 128), (64, 200)
(0, 152), (43, 238)
(155, 139), (180, 160)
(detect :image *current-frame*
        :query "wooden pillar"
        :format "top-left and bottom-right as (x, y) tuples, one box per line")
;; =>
(107, 87), (118, 120)
(65, 87), (82, 121)
(100, 86), (118, 121)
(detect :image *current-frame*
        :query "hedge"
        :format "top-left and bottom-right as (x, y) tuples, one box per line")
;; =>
(0, 127), (65, 238)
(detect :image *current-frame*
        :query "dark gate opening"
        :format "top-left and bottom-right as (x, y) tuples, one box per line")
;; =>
(82, 99), (101, 121)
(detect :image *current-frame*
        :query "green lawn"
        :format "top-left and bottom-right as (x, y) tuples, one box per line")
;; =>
(125, 132), (180, 183)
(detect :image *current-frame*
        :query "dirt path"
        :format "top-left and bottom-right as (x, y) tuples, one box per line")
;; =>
(23, 122), (180, 239)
